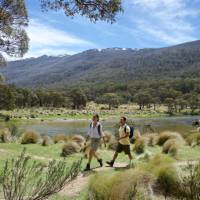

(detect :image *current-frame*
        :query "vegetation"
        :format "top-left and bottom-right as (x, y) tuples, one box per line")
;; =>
(21, 130), (40, 144)
(0, 0), (29, 65)
(41, 0), (122, 23)
(61, 141), (81, 157)
(0, 0), (122, 63)
(0, 149), (81, 200)
(176, 162), (200, 200)
(133, 136), (146, 154)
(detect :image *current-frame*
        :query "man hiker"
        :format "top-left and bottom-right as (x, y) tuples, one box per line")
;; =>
(106, 116), (133, 167)
(84, 114), (106, 171)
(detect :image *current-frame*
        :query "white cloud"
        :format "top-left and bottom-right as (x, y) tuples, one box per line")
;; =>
(128, 0), (198, 45)
(22, 19), (96, 58)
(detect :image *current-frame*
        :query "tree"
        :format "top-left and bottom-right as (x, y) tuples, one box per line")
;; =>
(96, 93), (121, 109)
(134, 91), (153, 110)
(0, 0), (122, 63)
(40, 0), (122, 23)
(0, 84), (15, 110)
(0, 0), (29, 65)
(69, 88), (87, 109)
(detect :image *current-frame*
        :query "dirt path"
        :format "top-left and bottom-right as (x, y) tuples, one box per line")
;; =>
(59, 162), (128, 199)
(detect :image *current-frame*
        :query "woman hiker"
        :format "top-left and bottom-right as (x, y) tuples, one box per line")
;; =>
(84, 114), (106, 171)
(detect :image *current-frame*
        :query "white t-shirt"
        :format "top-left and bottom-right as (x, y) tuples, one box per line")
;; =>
(87, 122), (104, 139)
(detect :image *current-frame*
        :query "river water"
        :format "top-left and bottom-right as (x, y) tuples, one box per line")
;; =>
(18, 116), (199, 136)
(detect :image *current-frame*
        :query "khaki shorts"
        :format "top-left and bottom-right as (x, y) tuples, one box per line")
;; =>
(116, 143), (131, 155)
(90, 138), (101, 151)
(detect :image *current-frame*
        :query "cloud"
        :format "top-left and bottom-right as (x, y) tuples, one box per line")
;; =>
(128, 0), (198, 45)
(24, 19), (96, 57)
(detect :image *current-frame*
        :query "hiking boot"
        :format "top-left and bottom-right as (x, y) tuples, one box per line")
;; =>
(84, 163), (91, 171)
(106, 160), (114, 167)
(98, 159), (103, 167)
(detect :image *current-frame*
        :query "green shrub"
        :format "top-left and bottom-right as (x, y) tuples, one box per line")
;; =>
(133, 137), (146, 154)
(52, 134), (68, 144)
(1, 149), (81, 200)
(21, 131), (40, 144)
(157, 131), (184, 146)
(61, 141), (81, 157)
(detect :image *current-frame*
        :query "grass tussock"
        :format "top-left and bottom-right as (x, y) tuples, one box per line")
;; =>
(186, 132), (200, 146)
(156, 131), (184, 146)
(133, 136), (146, 154)
(52, 134), (68, 144)
(21, 130), (40, 144)
(103, 131), (113, 143)
(89, 169), (153, 200)
(162, 139), (179, 157)
(0, 128), (11, 143)
(145, 133), (159, 146)
(107, 137), (118, 151)
(61, 141), (81, 157)
(42, 135), (53, 146)
(71, 135), (85, 146)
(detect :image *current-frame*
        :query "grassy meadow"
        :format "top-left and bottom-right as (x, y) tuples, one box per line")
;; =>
(0, 103), (200, 200)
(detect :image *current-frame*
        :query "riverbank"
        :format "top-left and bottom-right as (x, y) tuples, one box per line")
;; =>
(0, 103), (199, 122)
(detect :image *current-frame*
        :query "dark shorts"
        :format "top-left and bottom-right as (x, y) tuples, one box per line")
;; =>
(116, 143), (131, 155)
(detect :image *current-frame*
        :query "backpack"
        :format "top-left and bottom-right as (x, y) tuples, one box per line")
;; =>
(124, 125), (135, 139)
(90, 123), (101, 136)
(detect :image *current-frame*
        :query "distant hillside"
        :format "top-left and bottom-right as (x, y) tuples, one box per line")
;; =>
(1, 40), (200, 88)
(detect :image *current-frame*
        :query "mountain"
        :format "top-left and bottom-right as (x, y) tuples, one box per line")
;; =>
(1, 40), (200, 88)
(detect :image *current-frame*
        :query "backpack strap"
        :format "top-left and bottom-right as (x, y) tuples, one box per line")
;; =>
(97, 124), (101, 136)
(124, 125), (127, 133)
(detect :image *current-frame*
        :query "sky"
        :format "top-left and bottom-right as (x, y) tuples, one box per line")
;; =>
(22, 0), (200, 58)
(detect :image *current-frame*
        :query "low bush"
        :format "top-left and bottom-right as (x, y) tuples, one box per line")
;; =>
(186, 132), (200, 146)
(42, 136), (53, 146)
(21, 130), (40, 144)
(133, 136), (146, 154)
(52, 134), (68, 144)
(61, 141), (81, 157)
(162, 139), (179, 157)
(157, 131), (184, 146)
(1, 149), (81, 200)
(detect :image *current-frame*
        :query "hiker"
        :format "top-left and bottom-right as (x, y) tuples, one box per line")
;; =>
(84, 114), (106, 171)
(106, 116), (133, 167)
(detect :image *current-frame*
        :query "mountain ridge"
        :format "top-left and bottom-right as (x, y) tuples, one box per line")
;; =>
(1, 40), (200, 88)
